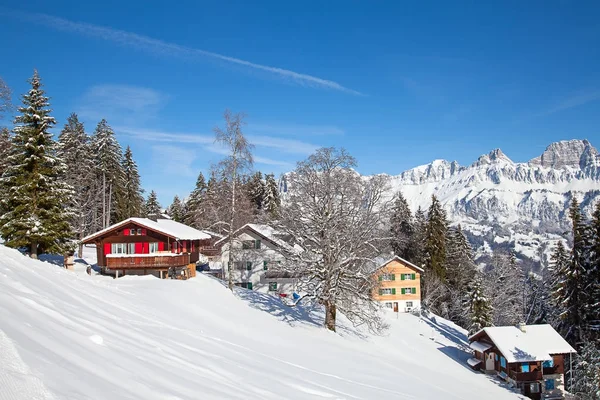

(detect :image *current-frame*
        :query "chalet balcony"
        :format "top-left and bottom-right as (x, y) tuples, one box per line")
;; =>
(543, 364), (564, 375)
(509, 370), (542, 382)
(106, 253), (190, 269)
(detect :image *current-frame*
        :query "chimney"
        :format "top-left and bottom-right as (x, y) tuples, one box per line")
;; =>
(517, 322), (527, 333)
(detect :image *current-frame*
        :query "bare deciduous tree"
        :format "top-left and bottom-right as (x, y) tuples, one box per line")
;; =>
(275, 147), (391, 333)
(213, 110), (254, 291)
(0, 77), (13, 121)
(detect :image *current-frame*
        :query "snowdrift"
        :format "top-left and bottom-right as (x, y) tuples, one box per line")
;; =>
(0, 245), (523, 399)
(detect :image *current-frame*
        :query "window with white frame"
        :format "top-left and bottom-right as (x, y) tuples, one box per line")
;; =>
(127, 243), (136, 254)
(111, 243), (126, 254)
(406, 301), (413, 307)
(403, 273), (415, 280)
(149, 242), (159, 253)
(401, 287), (416, 295)
(385, 302), (393, 309)
(380, 288), (394, 295)
(529, 383), (539, 393)
(380, 273), (395, 281)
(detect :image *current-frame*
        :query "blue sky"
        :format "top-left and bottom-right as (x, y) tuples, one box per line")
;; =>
(1, 1), (599, 205)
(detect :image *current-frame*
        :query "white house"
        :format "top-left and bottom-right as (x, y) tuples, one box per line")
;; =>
(215, 224), (300, 295)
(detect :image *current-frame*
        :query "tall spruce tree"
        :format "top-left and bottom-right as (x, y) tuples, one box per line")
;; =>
(117, 146), (144, 220)
(91, 119), (124, 229)
(445, 225), (477, 291)
(469, 277), (493, 334)
(571, 341), (600, 399)
(167, 195), (185, 222)
(552, 198), (592, 346)
(185, 172), (208, 227)
(587, 201), (600, 341)
(0, 127), (12, 177)
(263, 173), (281, 218)
(0, 71), (73, 258)
(247, 171), (265, 212)
(144, 190), (161, 219)
(425, 195), (448, 282)
(390, 191), (415, 260)
(56, 113), (94, 256)
(412, 206), (427, 268)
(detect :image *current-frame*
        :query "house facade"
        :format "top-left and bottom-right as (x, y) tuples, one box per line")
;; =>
(468, 325), (576, 400)
(81, 217), (212, 278)
(372, 256), (423, 312)
(216, 224), (299, 295)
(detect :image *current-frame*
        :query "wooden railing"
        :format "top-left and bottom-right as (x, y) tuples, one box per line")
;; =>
(107, 254), (190, 269)
(509, 370), (542, 381)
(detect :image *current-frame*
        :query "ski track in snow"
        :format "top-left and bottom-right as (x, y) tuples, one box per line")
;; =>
(0, 330), (56, 400)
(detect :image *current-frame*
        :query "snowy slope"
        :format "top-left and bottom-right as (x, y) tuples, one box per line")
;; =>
(0, 245), (524, 400)
(377, 139), (600, 268)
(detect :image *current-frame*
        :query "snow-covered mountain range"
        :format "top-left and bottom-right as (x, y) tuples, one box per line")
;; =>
(381, 139), (600, 270)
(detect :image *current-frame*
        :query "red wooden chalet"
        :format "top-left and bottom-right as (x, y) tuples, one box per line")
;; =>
(81, 217), (213, 278)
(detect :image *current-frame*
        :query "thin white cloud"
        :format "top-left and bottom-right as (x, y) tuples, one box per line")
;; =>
(151, 145), (197, 177)
(248, 123), (345, 136)
(79, 84), (166, 123)
(6, 10), (361, 95)
(116, 126), (214, 144)
(118, 126), (308, 167)
(537, 89), (600, 117)
(248, 135), (319, 155)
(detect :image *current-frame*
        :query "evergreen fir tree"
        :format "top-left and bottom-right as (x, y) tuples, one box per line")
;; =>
(0, 127), (12, 177)
(184, 172), (208, 227)
(554, 198), (592, 346)
(425, 195), (448, 282)
(389, 191), (414, 260)
(571, 341), (600, 400)
(586, 201), (600, 341)
(263, 173), (281, 218)
(167, 195), (185, 222)
(412, 206), (427, 268)
(445, 225), (477, 291)
(469, 277), (493, 334)
(90, 119), (124, 229)
(144, 190), (161, 219)
(117, 146), (144, 220)
(247, 171), (265, 212)
(0, 71), (73, 258)
(56, 113), (94, 255)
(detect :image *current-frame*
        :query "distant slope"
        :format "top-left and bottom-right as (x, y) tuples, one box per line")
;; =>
(0, 246), (523, 399)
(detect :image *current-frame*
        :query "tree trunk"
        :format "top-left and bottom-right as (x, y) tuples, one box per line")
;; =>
(102, 173), (106, 229)
(227, 159), (238, 291)
(107, 182), (112, 228)
(324, 300), (337, 332)
(30, 241), (38, 260)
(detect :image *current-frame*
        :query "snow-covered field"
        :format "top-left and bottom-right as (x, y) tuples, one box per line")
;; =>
(0, 245), (524, 399)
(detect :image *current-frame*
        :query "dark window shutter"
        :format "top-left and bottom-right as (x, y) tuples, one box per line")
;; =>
(411, 273), (416, 280)
(243, 242), (249, 249)
(401, 288), (405, 295)
(246, 262), (252, 271)
(391, 274), (395, 281)
(378, 289), (383, 295)
(247, 282), (253, 290)
(400, 274), (405, 280)
(263, 261), (268, 270)
(256, 240), (261, 249)
(378, 275), (383, 282)
(412, 288), (416, 294)
(392, 288), (396, 295)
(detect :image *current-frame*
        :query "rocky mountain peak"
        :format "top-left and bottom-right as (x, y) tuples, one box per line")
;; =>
(529, 139), (598, 169)
(473, 148), (513, 167)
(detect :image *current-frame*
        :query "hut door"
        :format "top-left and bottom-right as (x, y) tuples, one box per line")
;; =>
(393, 302), (398, 313)
(486, 353), (495, 371)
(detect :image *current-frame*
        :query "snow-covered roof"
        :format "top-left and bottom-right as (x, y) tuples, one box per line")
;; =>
(81, 218), (211, 242)
(215, 223), (301, 253)
(467, 358), (482, 367)
(470, 341), (492, 353)
(375, 256), (424, 273)
(469, 325), (576, 363)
